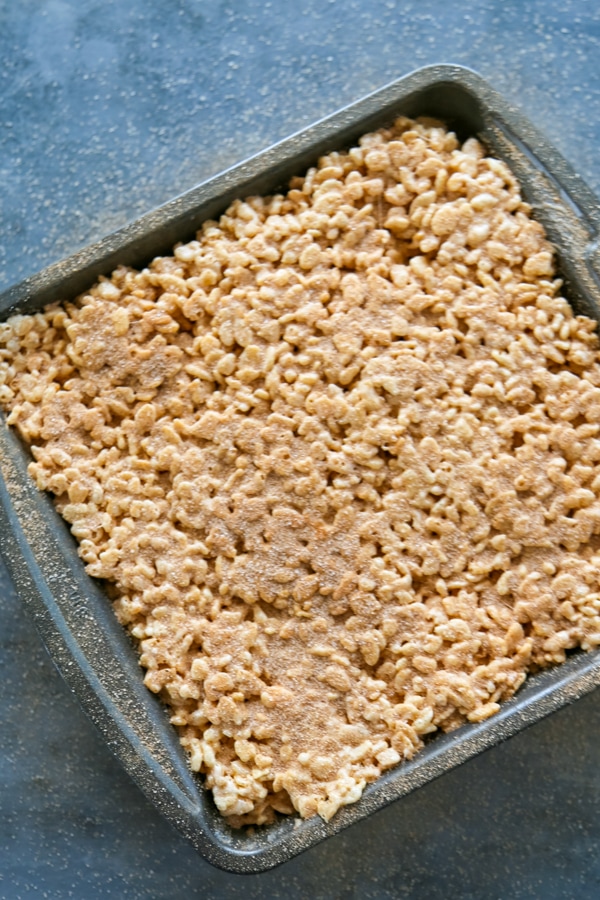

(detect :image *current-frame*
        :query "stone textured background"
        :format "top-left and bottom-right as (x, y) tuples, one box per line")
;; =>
(1, 1), (599, 897)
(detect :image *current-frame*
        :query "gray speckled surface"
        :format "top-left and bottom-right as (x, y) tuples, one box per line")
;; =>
(1, 1), (600, 897)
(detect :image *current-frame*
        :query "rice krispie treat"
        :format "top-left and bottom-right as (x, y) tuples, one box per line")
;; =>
(2, 117), (600, 825)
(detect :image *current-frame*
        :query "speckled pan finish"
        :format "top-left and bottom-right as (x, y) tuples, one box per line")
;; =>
(0, 65), (599, 874)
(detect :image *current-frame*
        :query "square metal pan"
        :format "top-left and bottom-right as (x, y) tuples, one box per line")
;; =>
(1, 64), (600, 873)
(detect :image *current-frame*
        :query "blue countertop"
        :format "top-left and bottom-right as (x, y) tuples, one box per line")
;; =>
(1, 1), (600, 897)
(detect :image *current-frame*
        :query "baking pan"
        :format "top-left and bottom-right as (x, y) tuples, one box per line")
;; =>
(1, 64), (600, 874)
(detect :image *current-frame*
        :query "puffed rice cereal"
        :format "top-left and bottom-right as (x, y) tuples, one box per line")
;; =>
(2, 116), (600, 826)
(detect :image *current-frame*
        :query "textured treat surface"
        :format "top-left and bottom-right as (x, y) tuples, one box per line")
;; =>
(2, 117), (600, 825)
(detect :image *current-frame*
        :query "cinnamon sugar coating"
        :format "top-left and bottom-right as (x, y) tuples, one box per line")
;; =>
(2, 117), (600, 825)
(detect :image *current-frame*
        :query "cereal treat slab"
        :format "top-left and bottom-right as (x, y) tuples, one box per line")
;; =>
(2, 117), (600, 826)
